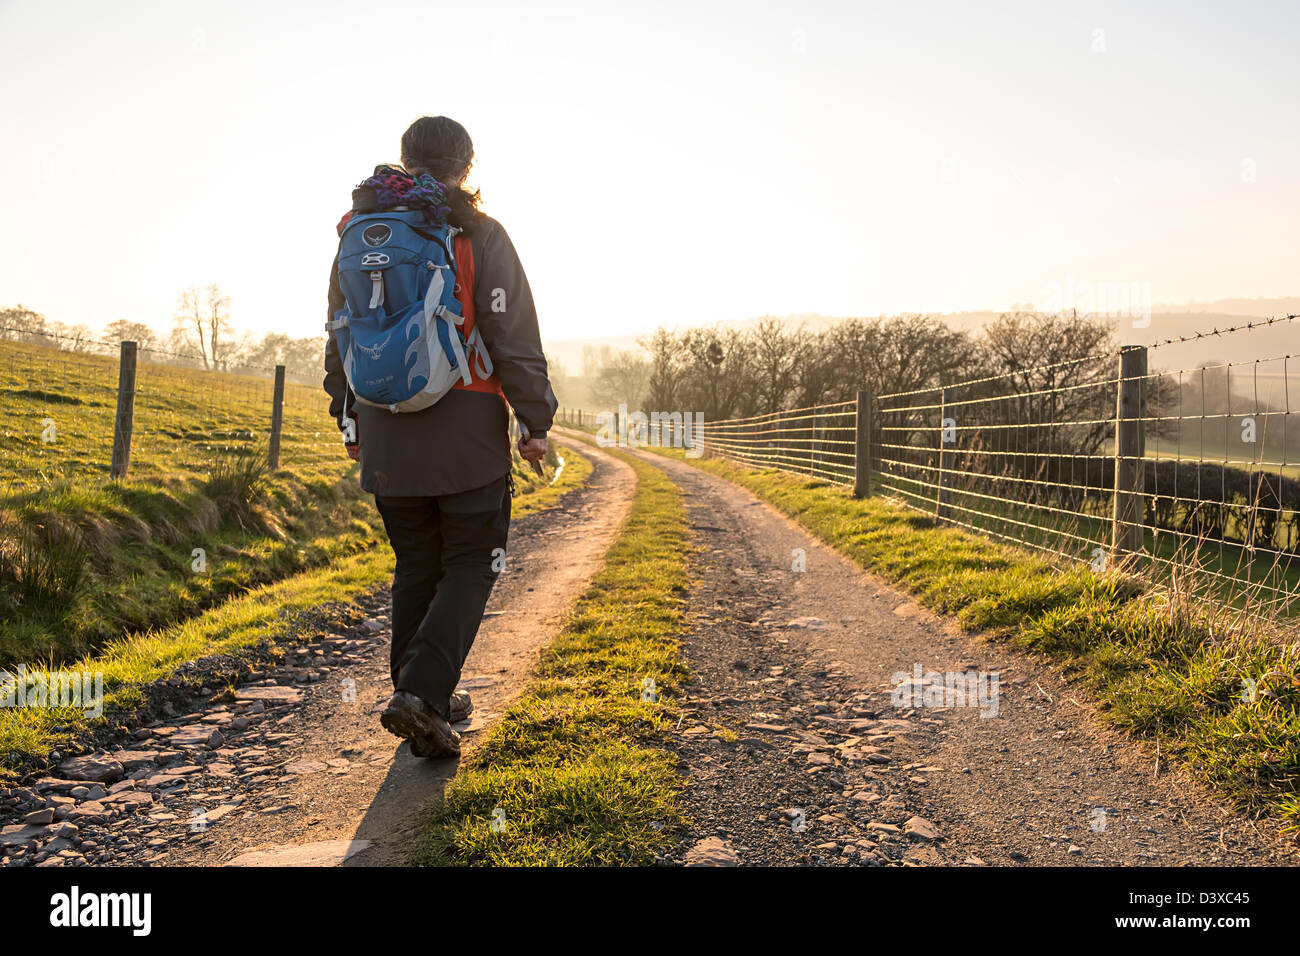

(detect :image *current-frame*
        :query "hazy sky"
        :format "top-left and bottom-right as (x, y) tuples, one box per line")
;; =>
(1, 0), (1296, 349)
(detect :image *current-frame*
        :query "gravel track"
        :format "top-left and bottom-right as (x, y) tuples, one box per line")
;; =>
(629, 447), (1300, 867)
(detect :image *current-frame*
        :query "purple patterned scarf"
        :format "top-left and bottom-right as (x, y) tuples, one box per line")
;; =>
(337, 164), (452, 234)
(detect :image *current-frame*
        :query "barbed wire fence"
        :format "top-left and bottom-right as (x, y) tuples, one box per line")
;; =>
(874, 349), (1122, 567)
(585, 314), (1299, 616)
(0, 328), (341, 493)
(1142, 320), (1299, 616)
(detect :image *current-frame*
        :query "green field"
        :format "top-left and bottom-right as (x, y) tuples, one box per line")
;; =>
(0, 339), (339, 492)
(1151, 426), (1300, 481)
(1, 340), (367, 668)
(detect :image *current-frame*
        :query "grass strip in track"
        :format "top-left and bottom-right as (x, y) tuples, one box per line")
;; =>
(410, 446), (691, 865)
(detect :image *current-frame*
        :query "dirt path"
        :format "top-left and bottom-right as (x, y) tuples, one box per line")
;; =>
(626, 446), (1300, 867)
(0, 441), (635, 868)
(227, 442), (634, 867)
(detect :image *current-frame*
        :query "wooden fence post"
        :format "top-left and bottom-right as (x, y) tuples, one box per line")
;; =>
(268, 364), (286, 469)
(1112, 345), (1148, 559)
(853, 389), (871, 498)
(775, 409), (784, 468)
(936, 386), (953, 520)
(810, 406), (819, 476)
(110, 340), (138, 479)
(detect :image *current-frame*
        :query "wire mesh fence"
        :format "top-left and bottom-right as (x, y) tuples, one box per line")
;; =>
(1143, 321), (1300, 616)
(0, 328), (341, 494)
(684, 314), (1300, 616)
(555, 404), (859, 482)
(687, 401), (859, 484)
(875, 349), (1122, 566)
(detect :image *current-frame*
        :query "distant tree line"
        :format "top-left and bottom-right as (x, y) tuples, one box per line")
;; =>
(562, 311), (1116, 419)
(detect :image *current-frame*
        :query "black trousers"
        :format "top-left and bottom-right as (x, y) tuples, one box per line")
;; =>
(374, 473), (511, 719)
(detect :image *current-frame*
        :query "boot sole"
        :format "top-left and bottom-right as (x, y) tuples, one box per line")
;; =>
(381, 700), (460, 758)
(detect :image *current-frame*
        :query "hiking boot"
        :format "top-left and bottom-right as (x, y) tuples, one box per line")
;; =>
(380, 691), (461, 759)
(409, 692), (471, 758)
(449, 689), (474, 724)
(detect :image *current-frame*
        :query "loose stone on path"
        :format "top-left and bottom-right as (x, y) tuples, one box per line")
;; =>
(683, 836), (740, 867)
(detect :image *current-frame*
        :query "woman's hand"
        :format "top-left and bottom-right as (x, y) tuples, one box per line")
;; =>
(517, 436), (546, 475)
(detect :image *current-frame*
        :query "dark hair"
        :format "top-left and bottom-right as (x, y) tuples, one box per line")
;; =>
(400, 115), (484, 230)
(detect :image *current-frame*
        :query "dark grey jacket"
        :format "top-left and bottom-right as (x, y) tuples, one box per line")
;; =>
(323, 214), (557, 497)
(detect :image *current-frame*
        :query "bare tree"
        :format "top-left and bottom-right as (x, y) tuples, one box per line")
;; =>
(104, 319), (159, 352)
(677, 326), (754, 420)
(0, 305), (47, 343)
(583, 345), (651, 410)
(640, 327), (683, 413)
(544, 353), (590, 410)
(174, 287), (209, 368)
(867, 314), (982, 398)
(46, 322), (96, 352)
(245, 332), (331, 383)
(174, 284), (240, 369)
(749, 316), (802, 413)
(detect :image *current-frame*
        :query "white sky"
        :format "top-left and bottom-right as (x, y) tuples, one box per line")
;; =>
(1, 0), (1296, 345)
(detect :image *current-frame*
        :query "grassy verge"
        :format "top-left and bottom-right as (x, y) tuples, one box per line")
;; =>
(0, 547), (394, 775)
(656, 448), (1300, 825)
(0, 442), (592, 779)
(510, 441), (593, 519)
(0, 449), (381, 668)
(409, 446), (691, 865)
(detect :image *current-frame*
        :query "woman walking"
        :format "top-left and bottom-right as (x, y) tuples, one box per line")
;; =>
(323, 115), (556, 758)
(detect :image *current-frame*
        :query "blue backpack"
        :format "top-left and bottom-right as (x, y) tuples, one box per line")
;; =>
(326, 209), (477, 414)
